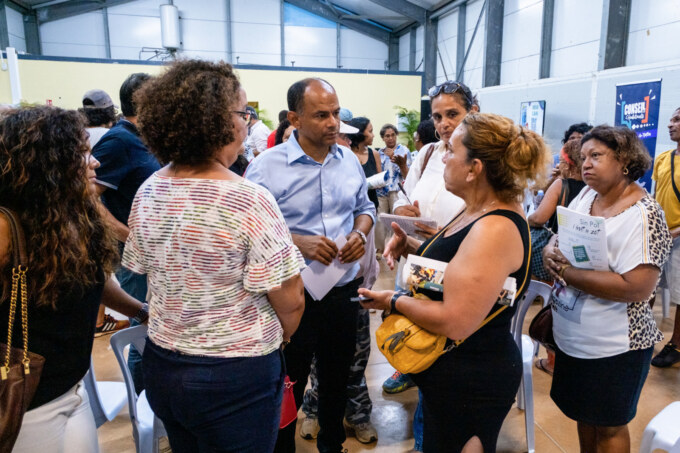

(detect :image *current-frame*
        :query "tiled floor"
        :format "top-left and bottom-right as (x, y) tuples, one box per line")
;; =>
(94, 261), (680, 452)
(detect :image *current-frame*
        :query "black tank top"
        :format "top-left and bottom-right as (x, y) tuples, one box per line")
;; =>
(414, 209), (531, 350)
(361, 148), (379, 208)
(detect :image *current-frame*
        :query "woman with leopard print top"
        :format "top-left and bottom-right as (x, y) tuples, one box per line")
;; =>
(543, 125), (672, 453)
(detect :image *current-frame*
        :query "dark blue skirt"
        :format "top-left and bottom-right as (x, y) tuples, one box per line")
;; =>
(551, 345), (653, 426)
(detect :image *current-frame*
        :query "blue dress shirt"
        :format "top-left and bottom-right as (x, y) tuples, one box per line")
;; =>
(245, 132), (376, 286)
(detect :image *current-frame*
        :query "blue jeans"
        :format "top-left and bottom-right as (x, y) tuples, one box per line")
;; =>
(413, 390), (424, 451)
(143, 339), (285, 453)
(116, 266), (148, 394)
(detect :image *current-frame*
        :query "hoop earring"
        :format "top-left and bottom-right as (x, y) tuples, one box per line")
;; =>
(623, 167), (629, 176)
(435, 129), (441, 141)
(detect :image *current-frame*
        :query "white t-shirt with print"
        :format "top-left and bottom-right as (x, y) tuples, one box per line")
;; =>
(552, 187), (670, 359)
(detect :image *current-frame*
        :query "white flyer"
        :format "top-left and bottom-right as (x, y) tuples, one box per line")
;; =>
(556, 206), (609, 271)
(378, 213), (437, 239)
(301, 234), (354, 301)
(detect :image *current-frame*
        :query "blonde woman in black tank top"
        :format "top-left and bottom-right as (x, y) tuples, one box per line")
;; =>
(358, 113), (551, 453)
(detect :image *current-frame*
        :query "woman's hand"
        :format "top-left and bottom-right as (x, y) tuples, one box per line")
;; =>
(383, 222), (408, 269)
(543, 244), (571, 283)
(415, 222), (440, 239)
(357, 288), (393, 312)
(394, 200), (421, 218)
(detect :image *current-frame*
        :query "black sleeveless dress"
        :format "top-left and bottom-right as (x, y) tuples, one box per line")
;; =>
(409, 209), (531, 453)
(360, 148), (379, 209)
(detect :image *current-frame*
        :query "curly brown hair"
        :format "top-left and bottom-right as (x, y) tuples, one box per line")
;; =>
(461, 113), (552, 202)
(0, 106), (117, 308)
(134, 59), (242, 165)
(581, 125), (651, 181)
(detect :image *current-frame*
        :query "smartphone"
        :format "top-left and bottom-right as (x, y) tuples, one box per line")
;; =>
(350, 296), (373, 303)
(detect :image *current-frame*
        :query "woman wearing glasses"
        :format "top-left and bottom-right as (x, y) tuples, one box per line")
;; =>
(121, 60), (305, 453)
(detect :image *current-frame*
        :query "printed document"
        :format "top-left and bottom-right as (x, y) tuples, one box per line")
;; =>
(301, 234), (354, 301)
(556, 206), (608, 271)
(379, 213), (437, 239)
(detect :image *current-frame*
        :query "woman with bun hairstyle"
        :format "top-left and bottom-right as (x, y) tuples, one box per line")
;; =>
(359, 113), (551, 452)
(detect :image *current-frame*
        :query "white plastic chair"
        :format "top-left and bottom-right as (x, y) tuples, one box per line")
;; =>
(510, 280), (553, 453)
(110, 325), (167, 453)
(640, 401), (680, 453)
(671, 437), (680, 453)
(662, 287), (671, 319)
(83, 359), (128, 428)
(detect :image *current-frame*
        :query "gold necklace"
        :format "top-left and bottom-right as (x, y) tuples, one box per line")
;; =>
(445, 200), (498, 234)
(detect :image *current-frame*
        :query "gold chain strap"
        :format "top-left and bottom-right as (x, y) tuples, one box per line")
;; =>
(1, 266), (20, 380)
(19, 265), (29, 375)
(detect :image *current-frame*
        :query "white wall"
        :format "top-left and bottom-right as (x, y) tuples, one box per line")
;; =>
(107, 0), (162, 60)
(234, 0), (281, 65)
(436, 10), (458, 84)
(36, 0), (387, 70)
(340, 27), (387, 70)
(41, 11), (108, 59)
(550, 0), (603, 78)
(398, 32), (410, 71)
(415, 25), (424, 71)
(500, 0), (542, 85)
(462, 0), (485, 91)
(478, 59), (680, 159)
(627, 0), (680, 66)
(6, 7), (25, 52)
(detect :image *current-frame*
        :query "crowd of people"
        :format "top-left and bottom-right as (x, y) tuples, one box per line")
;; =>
(0, 57), (678, 453)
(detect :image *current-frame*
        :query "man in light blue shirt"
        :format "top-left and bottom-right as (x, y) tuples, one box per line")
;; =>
(246, 78), (374, 453)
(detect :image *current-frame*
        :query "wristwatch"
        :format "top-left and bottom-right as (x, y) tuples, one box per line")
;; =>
(351, 229), (367, 245)
(133, 303), (149, 324)
(387, 290), (409, 315)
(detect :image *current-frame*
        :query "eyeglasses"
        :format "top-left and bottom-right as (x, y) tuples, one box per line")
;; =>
(233, 110), (250, 121)
(428, 81), (474, 105)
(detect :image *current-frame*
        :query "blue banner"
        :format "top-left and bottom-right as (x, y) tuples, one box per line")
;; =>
(615, 79), (662, 190)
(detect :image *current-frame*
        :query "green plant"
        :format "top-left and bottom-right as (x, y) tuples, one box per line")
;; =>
(255, 107), (275, 130)
(395, 106), (420, 151)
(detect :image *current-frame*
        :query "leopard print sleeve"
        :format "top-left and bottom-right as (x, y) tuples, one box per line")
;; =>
(627, 196), (672, 351)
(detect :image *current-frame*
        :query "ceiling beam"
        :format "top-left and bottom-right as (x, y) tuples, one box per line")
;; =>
(36, 0), (138, 23)
(6, 0), (30, 15)
(366, 0), (426, 24)
(285, 0), (391, 43)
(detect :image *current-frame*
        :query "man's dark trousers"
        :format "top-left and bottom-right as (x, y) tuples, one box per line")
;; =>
(275, 278), (361, 453)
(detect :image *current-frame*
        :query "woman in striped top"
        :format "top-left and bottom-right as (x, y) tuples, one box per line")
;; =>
(121, 60), (305, 453)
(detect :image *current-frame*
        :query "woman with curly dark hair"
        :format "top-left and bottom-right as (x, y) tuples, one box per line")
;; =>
(0, 106), (148, 453)
(123, 59), (305, 453)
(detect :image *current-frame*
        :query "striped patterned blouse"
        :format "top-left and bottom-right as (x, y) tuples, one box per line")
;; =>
(122, 174), (304, 357)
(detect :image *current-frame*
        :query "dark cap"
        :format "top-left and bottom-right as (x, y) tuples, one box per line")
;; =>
(245, 105), (258, 120)
(82, 89), (114, 109)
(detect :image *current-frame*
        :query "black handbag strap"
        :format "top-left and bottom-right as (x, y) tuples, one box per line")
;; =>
(670, 152), (680, 204)
(558, 178), (570, 207)
(420, 143), (436, 179)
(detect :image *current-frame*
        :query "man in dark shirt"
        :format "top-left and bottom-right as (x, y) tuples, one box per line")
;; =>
(93, 72), (157, 393)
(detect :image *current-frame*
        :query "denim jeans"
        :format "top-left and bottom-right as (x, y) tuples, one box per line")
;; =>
(274, 278), (361, 453)
(143, 340), (285, 453)
(413, 390), (424, 451)
(115, 266), (148, 394)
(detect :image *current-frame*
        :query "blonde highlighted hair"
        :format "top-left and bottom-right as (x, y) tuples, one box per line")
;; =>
(461, 113), (551, 202)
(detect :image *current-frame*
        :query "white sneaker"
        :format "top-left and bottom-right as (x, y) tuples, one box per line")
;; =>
(299, 416), (320, 439)
(344, 419), (378, 444)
